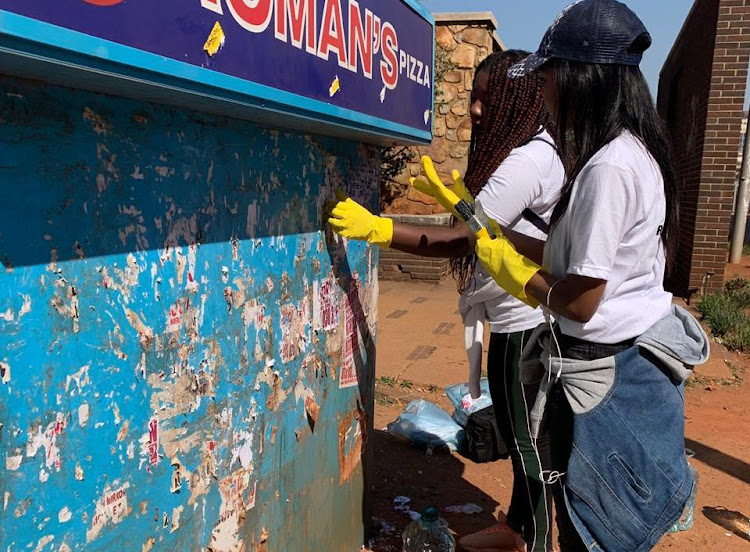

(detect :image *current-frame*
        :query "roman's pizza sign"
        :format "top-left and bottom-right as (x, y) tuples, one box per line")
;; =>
(1, 0), (434, 141)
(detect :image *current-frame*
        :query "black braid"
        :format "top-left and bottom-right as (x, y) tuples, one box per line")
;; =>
(450, 50), (551, 294)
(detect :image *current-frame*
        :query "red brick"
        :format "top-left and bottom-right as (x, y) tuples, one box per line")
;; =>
(657, 0), (748, 296)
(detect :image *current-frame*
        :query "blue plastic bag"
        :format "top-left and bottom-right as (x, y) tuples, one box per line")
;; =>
(445, 378), (493, 427)
(386, 399), (464, 451)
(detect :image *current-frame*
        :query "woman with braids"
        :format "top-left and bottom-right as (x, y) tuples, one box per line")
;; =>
(471, 1), (709, 551)
(328, 50), (565, 552)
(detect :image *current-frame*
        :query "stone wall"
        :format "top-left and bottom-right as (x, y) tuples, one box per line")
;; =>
(384, 13), (503, 216)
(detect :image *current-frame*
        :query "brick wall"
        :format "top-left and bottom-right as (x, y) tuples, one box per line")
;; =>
(379, 214), (453, 281)
(658, 0), (750, 295)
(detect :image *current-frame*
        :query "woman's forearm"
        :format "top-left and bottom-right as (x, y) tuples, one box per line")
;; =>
(525, 272), (606, 323)
(389, 221), (475, 259)
(501, 227), (546, 265)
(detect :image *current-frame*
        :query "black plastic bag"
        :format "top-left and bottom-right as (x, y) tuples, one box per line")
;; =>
(462, 406), (509, 463)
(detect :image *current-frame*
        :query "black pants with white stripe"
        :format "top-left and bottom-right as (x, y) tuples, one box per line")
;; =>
(488, 330), (554, 552)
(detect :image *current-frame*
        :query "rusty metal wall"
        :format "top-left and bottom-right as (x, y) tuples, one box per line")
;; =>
(0, 76), (379, 552)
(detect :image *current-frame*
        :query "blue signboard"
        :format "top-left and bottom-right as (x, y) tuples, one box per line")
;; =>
(0, 0), (434, 144)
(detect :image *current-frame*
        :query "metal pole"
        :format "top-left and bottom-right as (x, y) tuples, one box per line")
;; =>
(729, 116), (750, 263)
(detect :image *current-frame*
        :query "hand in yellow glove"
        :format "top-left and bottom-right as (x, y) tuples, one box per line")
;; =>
(475, 233), (541, 308)
(327, 192), (393, 248)
(409, 156), (473, 217)
(450, 169), (473, 205)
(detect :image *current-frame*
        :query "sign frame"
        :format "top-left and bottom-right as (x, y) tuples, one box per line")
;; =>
(0, 1), (434, 146)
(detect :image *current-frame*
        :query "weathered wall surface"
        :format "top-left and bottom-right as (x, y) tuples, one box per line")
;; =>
(0, 76), (379, 551)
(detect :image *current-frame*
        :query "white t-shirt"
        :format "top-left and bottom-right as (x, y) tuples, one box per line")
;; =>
(470, 130), (566, 333)
(543, 131), (673, 344)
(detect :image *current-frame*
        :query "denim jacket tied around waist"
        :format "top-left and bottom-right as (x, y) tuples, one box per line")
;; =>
(519, 305), (709, 552)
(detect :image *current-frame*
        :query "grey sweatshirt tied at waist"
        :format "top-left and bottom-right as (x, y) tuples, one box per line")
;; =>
(519, 305), (710, 438)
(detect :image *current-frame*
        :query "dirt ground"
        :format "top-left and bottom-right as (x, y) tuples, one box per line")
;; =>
(366, 280), (750, 551)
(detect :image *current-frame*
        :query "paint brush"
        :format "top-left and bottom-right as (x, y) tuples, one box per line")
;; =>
(419, 156), (493, 240)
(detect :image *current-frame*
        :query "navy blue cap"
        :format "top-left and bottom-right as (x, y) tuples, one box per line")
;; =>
(509, 0), (651, 78)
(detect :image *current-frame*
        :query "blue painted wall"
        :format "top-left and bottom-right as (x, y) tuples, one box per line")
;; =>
(0, 76), (379, 552)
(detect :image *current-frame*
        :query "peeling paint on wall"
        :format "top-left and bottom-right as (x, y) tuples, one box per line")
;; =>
(210, 471), (256, 552)
(313, 278), (340, 331)
(87, 483), (131, 542)
(338, 410), (364, 485)
(340, 279), (364, 389)
(0, 361), (10, 384)
(26, 412), (67, 475)
(0, 76), (379, 551)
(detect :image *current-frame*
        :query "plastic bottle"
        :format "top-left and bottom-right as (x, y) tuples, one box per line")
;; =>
(402, 506), (456, 552)
(669, 450), (699, 533)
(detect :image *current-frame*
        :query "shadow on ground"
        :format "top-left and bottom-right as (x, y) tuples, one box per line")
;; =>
(686, 438), (750, 485)
(369, 429), (501, 550)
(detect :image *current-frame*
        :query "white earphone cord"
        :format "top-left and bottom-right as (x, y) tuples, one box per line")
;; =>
(544, 280), (564, 381)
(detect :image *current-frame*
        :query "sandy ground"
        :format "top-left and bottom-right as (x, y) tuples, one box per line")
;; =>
(366, 279), (750, 551)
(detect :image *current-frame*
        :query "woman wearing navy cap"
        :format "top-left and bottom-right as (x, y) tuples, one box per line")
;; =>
(469, 1), (709, 551)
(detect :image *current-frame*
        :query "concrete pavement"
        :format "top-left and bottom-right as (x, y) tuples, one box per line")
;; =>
(377, 279), (735, 385)
(377, 279), (478, 389)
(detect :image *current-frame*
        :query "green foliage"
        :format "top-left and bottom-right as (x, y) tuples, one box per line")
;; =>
(434, 43), (454, 101)
(376, 394), (396, 407)
(696, 277), (750, 350)
(696, 293), (747, 337)
(724, 277), (750, 306)
(376, 375), (397, 387)
(724, 324), (750, 352)
(399, 379), (414, 390)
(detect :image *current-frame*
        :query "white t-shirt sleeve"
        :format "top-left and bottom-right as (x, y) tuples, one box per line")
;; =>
(566, 162), (639, 280)
(474, 150), (544, 226)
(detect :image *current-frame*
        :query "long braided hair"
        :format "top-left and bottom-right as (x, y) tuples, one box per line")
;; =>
(451, 50), (551, 293)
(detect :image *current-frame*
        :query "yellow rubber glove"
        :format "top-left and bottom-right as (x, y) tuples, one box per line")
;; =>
(410, 177), (459, 217)
(410, 172), (472, 205)
(409, 156), (471, 217)
(450, 169), (473, 205)
(410, 156), (492, 240)
(327, 194), (393, 248)
(475, 233), (542, 308)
